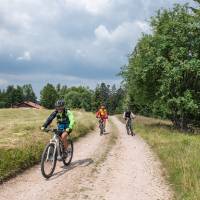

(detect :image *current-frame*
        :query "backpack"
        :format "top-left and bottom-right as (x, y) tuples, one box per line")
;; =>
(125, 111), (131, 118)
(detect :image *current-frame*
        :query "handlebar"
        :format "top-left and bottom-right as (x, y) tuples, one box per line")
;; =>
(43, 127), (62, 135)
(45, 128), (56, 132)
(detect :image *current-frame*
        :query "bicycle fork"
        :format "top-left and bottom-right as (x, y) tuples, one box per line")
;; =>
(50, 137), (61, 160)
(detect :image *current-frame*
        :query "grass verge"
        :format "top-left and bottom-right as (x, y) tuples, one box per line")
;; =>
(0, 108), (96, 182)
(117, 114), (200, 200)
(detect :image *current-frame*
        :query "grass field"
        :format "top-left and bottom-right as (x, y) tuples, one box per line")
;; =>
(118, 115), (200, 200)
(0, 108), (96, 182)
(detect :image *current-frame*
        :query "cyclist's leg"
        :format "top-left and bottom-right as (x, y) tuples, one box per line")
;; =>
(129, 120), (133, 134)
(103, 118), (106, 132)
(98, 118), (101, 128)
(129, 120), (135, 135)
(61, 131), (68, 150)
(125, 119), (129, 134)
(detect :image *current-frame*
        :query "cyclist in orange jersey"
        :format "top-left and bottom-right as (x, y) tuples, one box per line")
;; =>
(96, 105), (108, 132)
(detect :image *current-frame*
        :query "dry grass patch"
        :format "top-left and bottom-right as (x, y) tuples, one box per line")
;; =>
(117, 114), (200, 200)
(0, 108), (96, 182)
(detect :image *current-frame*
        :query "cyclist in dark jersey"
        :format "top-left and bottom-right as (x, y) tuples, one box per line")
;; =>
(123, 108), (136, 135)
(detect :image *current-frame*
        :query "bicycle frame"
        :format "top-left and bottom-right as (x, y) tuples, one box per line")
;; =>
(126, 118), (133, 134)
(48, 129), (65, 160)
(99, 119), (105, 128)
(41, 128), (73, 178)
(98, 119), (105, 134)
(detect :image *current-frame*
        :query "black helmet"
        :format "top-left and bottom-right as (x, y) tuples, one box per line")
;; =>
(55, 99), (65, 108)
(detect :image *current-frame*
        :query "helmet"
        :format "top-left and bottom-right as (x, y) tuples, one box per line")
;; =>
(55, 99), (65, 109)
(101, 105), (105, 109)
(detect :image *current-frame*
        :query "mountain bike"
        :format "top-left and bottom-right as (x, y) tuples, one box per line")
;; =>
(98, 119), (105, 135)
(41, 128), (73, 179)
(126, 118), (135, 136)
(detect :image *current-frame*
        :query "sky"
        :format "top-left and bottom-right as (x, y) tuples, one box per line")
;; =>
(0, 0), (195, 96)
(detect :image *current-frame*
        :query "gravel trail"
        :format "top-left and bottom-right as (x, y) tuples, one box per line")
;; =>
(0, 117), (173, 200)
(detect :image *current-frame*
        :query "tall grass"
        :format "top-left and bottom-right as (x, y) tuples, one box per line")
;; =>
(0, 108), (96, 182)
(118, 115), (200, 200)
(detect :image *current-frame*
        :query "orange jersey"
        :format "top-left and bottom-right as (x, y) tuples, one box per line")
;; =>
(96, 109), (108, 119)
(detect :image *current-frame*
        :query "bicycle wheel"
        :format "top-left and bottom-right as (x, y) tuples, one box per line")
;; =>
(63, 140), (73, 166)
(41, 143), (57, 179)
(100, 126), (104, 135)
(99, 121), (104, 135)
(129, 122), (135, 136)
(126, 123), (130, 135)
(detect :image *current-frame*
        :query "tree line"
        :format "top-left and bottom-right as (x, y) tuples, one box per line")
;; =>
(121, 2), (200, 130)
(40, 82), (124, 114)
(0, 84), (37, 108)
(0, 83), (124, 114)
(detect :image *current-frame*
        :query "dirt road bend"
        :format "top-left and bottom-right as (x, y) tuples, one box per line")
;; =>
(0, 116), (172, 200)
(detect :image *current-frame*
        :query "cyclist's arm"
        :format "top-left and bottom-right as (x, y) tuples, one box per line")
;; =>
(131, 112), (136, 119)
(105, 110), (108, 119)
(68, 110), (75, 129)
(96, 111), (100, 118)
(123, 112), (126, 119)
(43, 111), (57, 128)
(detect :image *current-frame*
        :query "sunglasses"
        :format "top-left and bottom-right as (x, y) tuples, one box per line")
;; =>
(56, 107), (64, 111)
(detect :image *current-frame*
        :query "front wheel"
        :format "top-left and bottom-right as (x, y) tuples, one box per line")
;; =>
(99, 121), (104, 135)
(41, 143), (57, 179)
(62, 140), (73, 166)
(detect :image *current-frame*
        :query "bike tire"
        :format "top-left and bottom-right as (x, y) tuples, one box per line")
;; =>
(131, 131), (134, 136)
(100, 127), (104, 135)
(41, 143), (57, 179)
(126, 125), (130, 135)
(62, 140), (73, 166)
(99, 122), (104, 135)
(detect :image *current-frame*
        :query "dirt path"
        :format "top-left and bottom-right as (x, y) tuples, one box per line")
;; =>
(0, 117), (173, 200)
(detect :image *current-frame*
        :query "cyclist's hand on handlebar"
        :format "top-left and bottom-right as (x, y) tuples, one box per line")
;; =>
(41, 126), (49, 132)
(66, 128), (72, 133)
(41, 126), (45, 131)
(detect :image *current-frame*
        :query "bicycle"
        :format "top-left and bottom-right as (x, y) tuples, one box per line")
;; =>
(98, 118), (105, 135)
(41, 128), (73, 179)
(125, 118), (135, 136)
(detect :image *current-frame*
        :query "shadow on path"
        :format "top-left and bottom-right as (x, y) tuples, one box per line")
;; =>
(48, 158), (94, 181)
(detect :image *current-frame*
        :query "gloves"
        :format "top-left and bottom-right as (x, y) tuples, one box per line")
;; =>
(66, 128), (72, 133)
(41, 126), (45, 131)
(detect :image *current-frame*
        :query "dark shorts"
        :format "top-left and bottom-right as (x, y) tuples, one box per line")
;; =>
(57, 123), (71, 136)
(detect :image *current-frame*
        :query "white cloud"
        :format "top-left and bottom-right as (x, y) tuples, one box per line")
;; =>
(94, 20), (151, 45)
(64, 0), (111, 15)
(0, 79), (8, 86)
(17, 51), (31, 61)
(94, 25), (111, 40)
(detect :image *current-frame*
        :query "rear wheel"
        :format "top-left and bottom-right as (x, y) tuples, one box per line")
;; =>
(62, 140), (73, 166)
(126, 123), (130, 135)
(41, 143), (57, 179)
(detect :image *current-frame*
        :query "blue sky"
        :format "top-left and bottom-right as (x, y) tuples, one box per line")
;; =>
(0, 0), (195, 96)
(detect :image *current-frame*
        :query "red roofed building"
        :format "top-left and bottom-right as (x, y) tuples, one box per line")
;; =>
(14, 101), (43, 109)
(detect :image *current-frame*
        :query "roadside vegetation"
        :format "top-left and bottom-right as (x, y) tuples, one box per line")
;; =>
(118, 115), (200, 200)
(0, 108), (96, 182)
(120, 2), (200, 130)
(119, 2), (200, 198)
